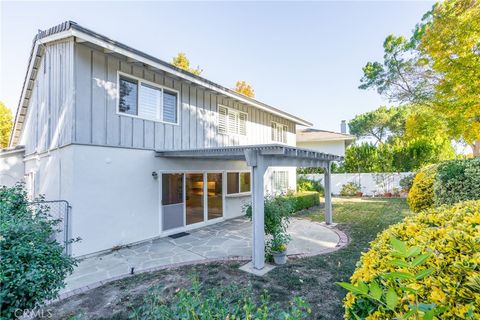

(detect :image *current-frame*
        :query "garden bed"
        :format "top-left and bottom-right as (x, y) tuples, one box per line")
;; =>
(40, 198), (409, 320)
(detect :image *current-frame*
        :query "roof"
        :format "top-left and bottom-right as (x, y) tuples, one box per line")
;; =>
(10, 21), (312, 147)
(156, 144), (343, 162)
(296, 128), (355, 143)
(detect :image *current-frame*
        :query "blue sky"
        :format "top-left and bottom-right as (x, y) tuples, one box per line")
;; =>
(0, 1), (434, 132)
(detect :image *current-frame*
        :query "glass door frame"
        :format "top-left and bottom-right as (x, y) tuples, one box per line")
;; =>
(158, 170), (226, 236)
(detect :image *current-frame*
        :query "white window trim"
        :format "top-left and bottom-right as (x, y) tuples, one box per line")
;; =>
(271, 121), (288, 143)
(226, 170), (252, 196)
(217, 104), (248, 136)
(116, 71), (180, 126)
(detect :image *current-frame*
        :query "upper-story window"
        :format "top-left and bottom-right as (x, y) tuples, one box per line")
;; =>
(118, 73), (178, 124)
(271, 121), (288, 143)
(218, 105), (247, 135)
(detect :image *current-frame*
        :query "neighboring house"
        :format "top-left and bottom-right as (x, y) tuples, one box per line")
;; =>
(2, 22), (342, 262)
(296, 123), (355, 157)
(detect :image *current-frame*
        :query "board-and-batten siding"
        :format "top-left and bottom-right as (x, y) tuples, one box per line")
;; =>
(20, 39), (75, 155)
(73, 43), (295, 150)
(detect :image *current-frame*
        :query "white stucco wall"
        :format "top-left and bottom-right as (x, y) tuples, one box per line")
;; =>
(25, 144), (301, 257)
(297, 140), (347, 157)
(0, 149), (25, 186)
(29, 144), (261, 256)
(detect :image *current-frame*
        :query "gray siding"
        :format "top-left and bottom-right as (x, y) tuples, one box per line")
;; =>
(73, 43), (296, 150)
(20, 39), (75, 155)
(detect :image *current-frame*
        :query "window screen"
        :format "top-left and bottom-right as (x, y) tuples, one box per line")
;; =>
(119, 76), (138, 115)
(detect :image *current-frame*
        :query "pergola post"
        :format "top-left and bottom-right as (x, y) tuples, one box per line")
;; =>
(324, 161), (333, 225)
(245, 150), (267, 270)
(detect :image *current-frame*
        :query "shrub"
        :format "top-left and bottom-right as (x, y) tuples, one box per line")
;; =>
(407, 164), (438, 213)
(0, 184), (77, 319)
(130, 278), (312, 319)
(434, 157), (480, 206)
(244, 195), (294, 256)
(340, 182), (360, 197)
(287, 191), (320, 212)
(297, 177), (324, 195)
(340, 200), (480, 319)
(399, 173), (415, 192)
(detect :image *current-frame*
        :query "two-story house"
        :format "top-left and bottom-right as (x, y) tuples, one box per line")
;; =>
(3, 22), (341, 265)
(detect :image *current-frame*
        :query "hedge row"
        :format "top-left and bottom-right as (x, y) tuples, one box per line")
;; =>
(343, 200), (480, 319)
(407, 158), (480, 212)
(434, 157), (480, 206)
(287, 191), (320, 212)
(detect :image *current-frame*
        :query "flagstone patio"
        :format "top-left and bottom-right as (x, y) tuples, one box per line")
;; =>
(63, 217), (343, 295)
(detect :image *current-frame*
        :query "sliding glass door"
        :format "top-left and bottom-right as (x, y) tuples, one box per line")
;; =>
(161, 173), (184, 231)
(161, 171), (224, 233)
(207, 173), (223, 220)
(186, 173), (204, 225)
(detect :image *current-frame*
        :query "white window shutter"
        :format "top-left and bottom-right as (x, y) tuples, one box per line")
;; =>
(218, 106), (228, 134)
(282, 125), (288, 143)
(228, 111), (238, 134)
(138, 84), (161, 120)
(239, 113), (247, 135)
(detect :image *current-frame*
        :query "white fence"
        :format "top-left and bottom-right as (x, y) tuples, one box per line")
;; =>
(300, 172), (414, 196)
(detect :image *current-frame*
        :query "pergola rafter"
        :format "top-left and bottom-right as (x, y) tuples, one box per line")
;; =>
(156, 144), (343, 270)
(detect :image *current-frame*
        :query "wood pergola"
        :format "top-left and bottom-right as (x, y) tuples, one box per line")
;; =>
(156, 144), (343, 270)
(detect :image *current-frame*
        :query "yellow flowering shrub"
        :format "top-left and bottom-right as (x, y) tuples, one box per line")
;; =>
(407, 164), (438, 213)
(342, 200), (480, 319)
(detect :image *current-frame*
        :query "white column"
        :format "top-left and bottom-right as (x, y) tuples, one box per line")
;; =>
(324, 162), (333, 225)
(251, 156), (266, 270)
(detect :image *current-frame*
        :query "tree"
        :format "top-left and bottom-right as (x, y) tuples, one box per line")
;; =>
(348, 106), (407, 145)
(419, 0), (480, 155)
(171, 52), (202, 76)
(0, 102), (12, 148)
(342, 143), (379, 173)
(0, 184), (77, 318)
(233, 80), (255, 98)
(359, 35), (436, 105)
(359, 0), (480, 156)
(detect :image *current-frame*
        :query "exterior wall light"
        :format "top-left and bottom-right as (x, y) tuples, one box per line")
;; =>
(152, 172), (158, 179)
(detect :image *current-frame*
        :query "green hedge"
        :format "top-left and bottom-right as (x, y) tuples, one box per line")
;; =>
(434, 157), (480, 206)
(407, 158), (480, 213)
(287, 191), (320, 211)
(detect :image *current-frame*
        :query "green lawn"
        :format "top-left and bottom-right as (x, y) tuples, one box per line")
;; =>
(44, 198), (410, 320)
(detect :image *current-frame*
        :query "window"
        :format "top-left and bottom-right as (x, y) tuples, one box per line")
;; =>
(227, 171), (251, 194)
(271, 121), (288, 143)
(218, 105), (247, 135)
(118, 73), (178, 124)
(272, 171), (289, 193)
(25, 172), (36, 200)
(163, 90), (178, 123)
(240, 172), (251, 193)
(119, 76), (138, 115)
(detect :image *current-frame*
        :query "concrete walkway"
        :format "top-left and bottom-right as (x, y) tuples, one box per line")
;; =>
(64, 217), (342, 294)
